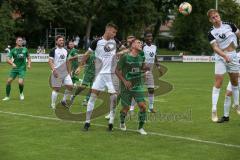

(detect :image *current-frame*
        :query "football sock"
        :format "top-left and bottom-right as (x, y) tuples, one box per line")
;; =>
(138, 111), (146, 129)
(148, 93), (154, 109)
(19, 84), (24, 94)
(224, 96), (231, 117)
(232, 85), (239, 106)
(51, 90), (58, 105)
(212, 87), (220, 112)
(86, 93), (97, 123)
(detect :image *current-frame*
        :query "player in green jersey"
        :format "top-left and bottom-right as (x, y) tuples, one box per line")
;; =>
(67, 40), (79, 84)
(2, 36), (31, 101)
(70, 52), (96, 105)
(116, 38), (149, 135)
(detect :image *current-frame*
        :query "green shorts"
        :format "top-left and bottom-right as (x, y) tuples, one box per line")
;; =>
(82, 73), (94, 86)
(9, 69), (26, 79)
(120, 86), (145, 107)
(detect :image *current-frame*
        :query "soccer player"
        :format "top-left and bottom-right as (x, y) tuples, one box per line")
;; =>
(61, 40), (79, 103)
(48, 35), (73, 109)
(130, 32), (161, 113)
(80, 23), (121, 131)
(217, 52), (240, 123)
(67, 40), (79, 84)
(207, 9), (240, 122)
(71, 51), (96, 106)
(116, 38), (149, 135)
(2, 36), (31, 101)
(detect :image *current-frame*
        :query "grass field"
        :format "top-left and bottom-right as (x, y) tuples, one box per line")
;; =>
(0, 62), (240, 160)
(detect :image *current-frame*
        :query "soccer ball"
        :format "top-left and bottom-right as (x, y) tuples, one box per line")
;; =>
(179, 2), (192, 16)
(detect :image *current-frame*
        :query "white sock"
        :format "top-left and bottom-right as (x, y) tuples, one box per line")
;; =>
(212, 87), (220, 112)
(232, 85), (239, 106)
(63, 89), (72, 101)
(51, 90), (58, 105)
(86, 93), (97, 123)
(130, 98), (135, 111)
(148, 93), (154, 109)
(109, 94), (117, 124)
(224, 96), (231, 117)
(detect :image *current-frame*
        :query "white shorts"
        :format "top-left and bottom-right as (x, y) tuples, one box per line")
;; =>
(50, 74), (73, 88)
(145, 71), (154, 88)
(91, 73), (117, 93)
(215, 51), (239, 75)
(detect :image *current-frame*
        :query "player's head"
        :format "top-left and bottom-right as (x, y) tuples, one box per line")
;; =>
(144, 32), (153, 45)
(207, 9), (221, 25)
(16, 36), (23, 47)
(68, 40), (74, 49)
(126, 35), (135, 47)
(55, 35), (64, 48)
(105, 22), (118, 39)
(131, 38), (143, 51)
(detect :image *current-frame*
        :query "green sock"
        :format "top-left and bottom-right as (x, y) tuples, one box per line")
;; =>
(138, 111), (146, 129)
(120, 111), (127, 124)
(6, 84), (11, 97)
(19, 84), (24, 94)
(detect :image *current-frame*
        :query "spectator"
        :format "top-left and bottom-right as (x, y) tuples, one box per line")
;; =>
(37, 46), (41, 54)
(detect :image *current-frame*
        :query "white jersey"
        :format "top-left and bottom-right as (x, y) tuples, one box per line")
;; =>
(208, 21), (239, 50)
(88, 37), (120, 74)
(49, 47), (68, 77)
(143, 44), (157, 64)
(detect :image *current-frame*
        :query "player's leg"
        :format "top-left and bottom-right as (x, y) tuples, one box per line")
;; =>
(119, 90), (132, 131)
(2, 77), (14, 101)
(228, 72), (240, 114)
(137, 102), (147, 135)
(61, 75), (74, 107)
(18, 78), (24, 100)
(147, 88), (156, 113)
(18, 70), (26, 100)
(212, 60), (226, 122)
(218, 81), (232, 123)
(83, 89), (100, 131)
(50, 74), (62, 109)
(146, 71), (156, 113)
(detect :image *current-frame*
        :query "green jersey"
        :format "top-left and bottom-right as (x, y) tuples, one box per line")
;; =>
(118, 53), (145, 89)
(8, 47), (29, 71)
(84, 52), (95, 75)
(68, 48), (79, 70)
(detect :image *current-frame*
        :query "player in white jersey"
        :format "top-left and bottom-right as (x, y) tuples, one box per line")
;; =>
(48, 35), (73, 109)
(207, 9), (240, 122)
(130, 32), (161, 113)
(217, 52), (240, 123)
(76, 23), (121, 131)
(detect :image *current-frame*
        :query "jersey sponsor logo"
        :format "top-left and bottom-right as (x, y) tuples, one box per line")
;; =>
(149, 52), (155, 57)
(60, 54), (65, 59)
(104, 42), (116, 52)
(219, 33), (226, 39)
(17, 54), (24, 59)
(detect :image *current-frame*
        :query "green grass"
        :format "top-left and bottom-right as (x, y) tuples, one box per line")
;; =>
(0, 62), (240, 160)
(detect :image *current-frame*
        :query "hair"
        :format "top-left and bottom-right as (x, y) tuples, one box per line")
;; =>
(16, 36), (22, 40)
(55, 35), (64, 41)
(127, 35), (135, 39)
(207, 9), (219, 18)
(105, 22), (118, 30)
(144, 32), (152, 37)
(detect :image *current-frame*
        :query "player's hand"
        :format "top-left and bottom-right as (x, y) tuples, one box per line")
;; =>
(75, 67), (81, 75)
(53, 69), (58, 78)
(124, 80), (132, 90)
(223, 55), (231, 63)
(12, 63), (16, 68)
(27, 64), (31, 69)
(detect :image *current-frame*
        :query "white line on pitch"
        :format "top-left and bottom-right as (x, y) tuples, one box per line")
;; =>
(0, 110), (239, 149)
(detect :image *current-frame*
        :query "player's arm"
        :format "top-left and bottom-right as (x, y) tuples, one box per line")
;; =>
(211, 42), (230, 62)
(66, 59), (71, 75)
(229, 22), (240, 39)
(115, 56), (132, 89)
(26, 49), (31, 69)
(6, 50), (16, 68)
(208, 32), (230, 62)
(75, 50), (92, 75)
(48, 49), (58, 78)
